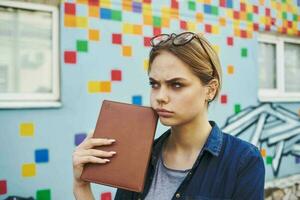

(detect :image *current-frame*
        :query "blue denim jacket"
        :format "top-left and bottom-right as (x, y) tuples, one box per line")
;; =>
(115, 121), (265, 200)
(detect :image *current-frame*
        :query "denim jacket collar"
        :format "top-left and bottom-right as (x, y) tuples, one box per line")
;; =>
(150, 121), (223, 167)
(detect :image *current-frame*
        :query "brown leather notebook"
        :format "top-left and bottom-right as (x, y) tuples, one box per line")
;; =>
(81, 100), (158, 192)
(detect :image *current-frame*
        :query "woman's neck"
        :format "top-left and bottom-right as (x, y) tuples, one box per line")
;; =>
(166, 116), (212, 154)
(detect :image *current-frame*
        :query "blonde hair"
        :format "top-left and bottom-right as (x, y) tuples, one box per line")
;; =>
(148, 33), (222, 102)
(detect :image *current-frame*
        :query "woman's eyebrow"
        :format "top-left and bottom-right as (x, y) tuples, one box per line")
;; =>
(149, 77), (187, 83)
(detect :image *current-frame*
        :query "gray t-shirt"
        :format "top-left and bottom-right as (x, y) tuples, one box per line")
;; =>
(144, 150), (191, 200)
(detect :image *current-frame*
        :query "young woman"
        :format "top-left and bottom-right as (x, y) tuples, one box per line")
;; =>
(73, 32), (265, 200)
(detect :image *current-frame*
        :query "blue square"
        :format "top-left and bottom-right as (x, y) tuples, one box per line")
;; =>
(100, 8), (112, 19)
(226, 0), (233, 8)
(132, 2), (142, 13)
(132, 95), (142, 105)
(75, 133), (87, 146)
(203, 4), (211, 14)
(35, 149), (49, 163)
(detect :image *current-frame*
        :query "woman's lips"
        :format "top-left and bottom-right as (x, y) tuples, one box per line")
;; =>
(156, 109), (174, 118)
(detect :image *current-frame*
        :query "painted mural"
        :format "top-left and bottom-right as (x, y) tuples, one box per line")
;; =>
(0, 0), (299, 199)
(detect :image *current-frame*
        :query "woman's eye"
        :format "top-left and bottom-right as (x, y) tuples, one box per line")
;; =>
(149, 81), (159, 88)
(172, 82), (182, 88)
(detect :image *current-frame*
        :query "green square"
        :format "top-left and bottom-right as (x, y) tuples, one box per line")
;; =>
(36, 189), (51, 200)
(188, 1), (196, 11)
(234, 104), (241, 114)
(241, 48), (248, 57)
(111, 10), (122, 21)
(247, 13), (253, 21)
(293, 14), (298, 21)
(282, 12), (287, 20)
(77, 40), (88, 52)
(153, 16), (161, 27)
(281, 0), (286, 3)
(211, 6), (219, 15)
(266, 156), (273, 165)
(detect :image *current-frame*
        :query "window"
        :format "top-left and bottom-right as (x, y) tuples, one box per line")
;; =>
(258, 33), (300, 102)
(0, 1), (60, 108)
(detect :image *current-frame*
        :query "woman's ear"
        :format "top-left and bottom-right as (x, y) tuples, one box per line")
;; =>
(206, 79), (219, 101)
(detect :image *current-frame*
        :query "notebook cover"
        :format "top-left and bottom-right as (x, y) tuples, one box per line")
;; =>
(81, 100), (158, 192)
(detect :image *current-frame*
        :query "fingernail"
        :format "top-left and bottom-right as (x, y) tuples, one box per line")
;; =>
(111, 151), (116, 154)
(106, 159), (110, 163)
(109, 139), (116, 142)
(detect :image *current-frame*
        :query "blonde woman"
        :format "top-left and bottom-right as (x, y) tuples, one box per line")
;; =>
(73, 32), (265, 200)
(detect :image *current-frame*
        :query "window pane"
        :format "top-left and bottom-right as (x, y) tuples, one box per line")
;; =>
(0, 6), (52, 93)
(258, 42), (276, 89)
(284, 42), (300, 92)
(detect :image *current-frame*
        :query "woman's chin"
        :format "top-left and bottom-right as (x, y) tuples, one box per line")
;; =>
(159, 117), (179, 126)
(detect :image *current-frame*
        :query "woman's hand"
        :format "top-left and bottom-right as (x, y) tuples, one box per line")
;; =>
(72, 132), (116, 187)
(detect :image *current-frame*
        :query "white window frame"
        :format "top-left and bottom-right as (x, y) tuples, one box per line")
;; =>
(0, 1), (60, 108)
(258, 32), (300, 102)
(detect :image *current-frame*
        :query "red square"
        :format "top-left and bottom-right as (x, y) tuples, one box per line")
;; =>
(171, 0), (179, 9)
(288, 21), (292, 28)
(101, 192), (112, 200)
(64, 3), (76, 15)
(64, 51), (77, 64)
(111, 70), (122, 81)
(143, 0), (151, 3)
(205, 24), (212, 33)
(282, 28), (287, 34)
(241, 30), (247, 38)
(240, 3), (246, 11)
(0, 180), (7, 195)
(153, 27), (161, 36)
(298, 31), (300, 36)
(112, 34), (122, 45)
(253, 23), (259, 31)
(271, 18), (276, 25)
(144, 37), (151, 47)
(219, 0), (226, 7)
(265, 25), (270, 31)
(227, 37), (233, 46)
(88, 0), (99, 6)
(265, 8), (270, 16)
(233, 11), (240, 19)
(253, 5), (258, 14)
(180, 20), (187, 30)
(221, 95), (227, 104)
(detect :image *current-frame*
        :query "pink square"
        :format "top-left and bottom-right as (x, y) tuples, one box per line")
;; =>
(101, 192), (112, 200)
(205, 24), (212, 33)
(64, 51), (77, 64)
(65, 3), (76, 15)
(112, 34), (122, 45)
(180, 20), (187, 30)
(221, 95), (227, 104)
(227, 37), (233, 46)
(0, 180), (7, 195)
(144, 37), (151, 47)
(153, 27), (161, 36)
(111, 70), (122, 81)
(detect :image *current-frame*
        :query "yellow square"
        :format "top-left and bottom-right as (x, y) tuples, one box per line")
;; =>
(88, 81), (101, 93)
(204, 0), (211, 3)
(187, 22), (196, 31)
(234, 29), (240, 37)
(89, 6), (99, 17)
(22, 163), (36, 177)
(123, 23), (133, 34)
(240, 12), (246, 21)
(76, 17), (88, 28)
(196, 13), (204, 22)
(143, 15), (153, 25)
(212, 26), (219, 34)
(133, 25), (143, 35)
(259, 0), (264, 5)
(101, 0), (111, 8)
(246, 4), (252, 12)
(122, 46), (132, 57)
(227, 65), (234, 74)
(76, 0), (87, 4)
(260, 149), (266, 157)
(20, 123), (34, 136)
(170, 8), (178, 19)
(161, 7), (170, 18)
(226, 10), (233, 19)
(64, 15), (76, 27)
(144, 59), (149, 71)
(122, 0), (132, 12)
(143, 4), (152, 15)
(89, 29), (100, 41)
(161, 17), (170, 27)
(219, 17), (226, 26)
(100, 81), (111, 92)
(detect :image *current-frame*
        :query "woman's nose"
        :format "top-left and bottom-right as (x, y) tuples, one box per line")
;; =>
(156, 87), (169, 104)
